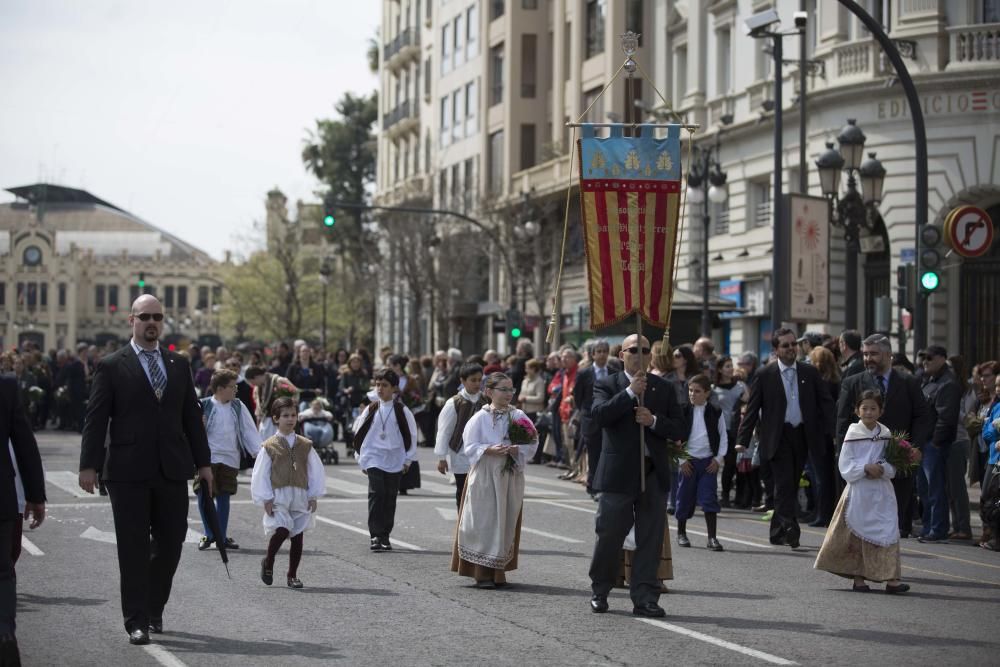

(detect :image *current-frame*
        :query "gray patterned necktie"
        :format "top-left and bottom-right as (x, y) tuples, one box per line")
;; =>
(877, 374), (886, 397)
(142, 350), (167, 399)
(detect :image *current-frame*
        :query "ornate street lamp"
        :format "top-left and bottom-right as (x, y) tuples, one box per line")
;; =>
(686, 138), (728, 338)
(815, 119), (887, 329)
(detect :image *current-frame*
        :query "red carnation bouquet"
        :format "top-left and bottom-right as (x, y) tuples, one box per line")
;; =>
(882, 430), (922, 476)
(273, 379), (298, 398)
(502, 414), (538, 474)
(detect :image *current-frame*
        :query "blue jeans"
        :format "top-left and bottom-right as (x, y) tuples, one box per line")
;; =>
(197, 489), (231, 542)
(303, 421), (334, 448)
(920, 442), (950, 538)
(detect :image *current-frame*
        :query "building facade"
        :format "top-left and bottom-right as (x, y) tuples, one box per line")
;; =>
(374, 0), (1000, 362)
(1, 184), (224, 351)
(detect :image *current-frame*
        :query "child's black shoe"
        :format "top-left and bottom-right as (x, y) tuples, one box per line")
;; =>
(260, 558), (273, 586)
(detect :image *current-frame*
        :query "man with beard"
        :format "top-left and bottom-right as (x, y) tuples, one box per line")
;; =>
(836, 334), (932, 538)
(79, 295), (212, 645)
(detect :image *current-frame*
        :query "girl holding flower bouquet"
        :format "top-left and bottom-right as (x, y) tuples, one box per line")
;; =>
(815, 390), (909, 594)
(451, 372), (538, 589)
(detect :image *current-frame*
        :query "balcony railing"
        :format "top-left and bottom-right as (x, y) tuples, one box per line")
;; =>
(948, 23), (1000, 68)
(383, 27), (420, 62)
(382, 100), (419, 131)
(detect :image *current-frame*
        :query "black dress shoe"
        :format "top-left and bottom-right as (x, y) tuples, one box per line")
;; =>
(590, 595), (608, 613)
(260, 558), (273, 585)
(128, 628), (150, 645)
(787, 534), (801, 549)
(706, 537), (724, 552)
(677, 533), (691, 547)
(632, 602), (666, 618)
(380, 539), (392, 551)
(148, 618), (163, 634)
(370, 537), (384, 552)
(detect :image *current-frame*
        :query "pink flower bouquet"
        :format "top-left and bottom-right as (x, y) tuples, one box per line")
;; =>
(882, 431), (922, 476)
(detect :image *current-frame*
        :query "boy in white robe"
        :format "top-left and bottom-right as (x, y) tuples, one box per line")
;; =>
(434, 363), (486, 507)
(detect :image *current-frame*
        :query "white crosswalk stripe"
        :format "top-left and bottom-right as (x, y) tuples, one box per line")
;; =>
(44, 470), (91, 498)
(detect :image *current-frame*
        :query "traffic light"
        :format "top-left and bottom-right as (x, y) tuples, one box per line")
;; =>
(918, 224), (942, 294)
(322, 194), (336, 229)
(137, 272), (146, 288)
(323, 212), (335, 228)
(896, 264), (914, 311)
(506, 309), (524, 347)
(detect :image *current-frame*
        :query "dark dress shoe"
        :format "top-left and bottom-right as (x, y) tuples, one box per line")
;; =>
(590, 595), (608, 613)
(786, 535), (800, 549)
(223, 537), (240, 550)
(287, 577), (304, 589)
(632, 602), (666, 618)
(752, 504), (769, 513)
(885, 583), (910, 594)
(380, 539), (392, 551)
(677, 533), (691, 547)
(148, 618), (163, 634)
(128, 629), (150, 645)
(370, 537), (384, 552)
(706, 537), (724, 552)
(475, 580), (496, 590)
(260, 558), (273, 585)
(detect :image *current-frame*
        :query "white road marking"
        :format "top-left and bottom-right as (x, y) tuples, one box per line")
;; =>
(314, 515), (426, 551)
(520, 526), (584, 544)
(684, 528), (775, 549)
(44, 470), (91, 498)
(324, 476), (373, 496)
(80, 526), (117, 544)
(436, 507), (458, 521)
(523, 473), (579, 490)
(534, 499), (596, 514)
(636, 619), (797, 665)
(20, 535), (44, 556)
(525, 486), (569, 497)
(143, 644), (190, 667)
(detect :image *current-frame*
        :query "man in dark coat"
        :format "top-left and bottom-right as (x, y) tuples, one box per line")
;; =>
(573, 339), (614, 497)
(737, 328), (834, 549)
(838, 329), (865, 379)
(837, 334), (933, 538)
(79, 295), (212, 646)
(918, 344), (962, 542)
(588, 335), (685, 618)
(0, 375), (46, 664)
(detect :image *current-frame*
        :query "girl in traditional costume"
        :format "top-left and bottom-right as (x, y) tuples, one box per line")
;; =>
(815, 390), (909, 593)
(251, 397), (325, 588)
(451, 372), (538, 588)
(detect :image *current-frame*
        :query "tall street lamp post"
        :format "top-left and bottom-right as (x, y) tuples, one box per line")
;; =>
(319, 258), (332, 349)
(686, 139), (728, 338)
(815, 119), (887, 330)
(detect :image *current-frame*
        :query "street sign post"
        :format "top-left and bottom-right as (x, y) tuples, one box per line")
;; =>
(943, 205), (994, 257)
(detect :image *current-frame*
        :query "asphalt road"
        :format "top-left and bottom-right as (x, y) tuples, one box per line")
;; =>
(16, 431), (999, 666)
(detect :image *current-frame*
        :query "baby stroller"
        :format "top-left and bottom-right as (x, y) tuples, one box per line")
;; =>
(298, 396), (340, 465)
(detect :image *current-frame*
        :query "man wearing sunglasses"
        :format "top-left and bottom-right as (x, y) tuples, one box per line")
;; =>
(588, 334), (685, 618)
(736, 328), (834, 549)
(79, 295), (212, 646)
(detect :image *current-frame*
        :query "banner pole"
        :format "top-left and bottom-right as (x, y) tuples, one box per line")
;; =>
(637, 311), (646, 494)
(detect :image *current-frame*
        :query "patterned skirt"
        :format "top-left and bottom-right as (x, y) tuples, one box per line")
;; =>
(814, 489), (901, 582)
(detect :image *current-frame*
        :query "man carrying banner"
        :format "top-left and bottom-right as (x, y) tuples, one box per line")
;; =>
(588, 334), (685, 617)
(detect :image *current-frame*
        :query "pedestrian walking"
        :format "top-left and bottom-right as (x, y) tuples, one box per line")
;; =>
(79, 295), (213, 646)
(451, 372), (538, 589)
(251, 397), (325, 588)
(815, 390), (909, 594)
(434, 363), (486, 508)
(918, 345), (962, 543)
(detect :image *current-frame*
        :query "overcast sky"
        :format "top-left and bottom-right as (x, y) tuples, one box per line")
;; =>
(0, 1), (379, 259)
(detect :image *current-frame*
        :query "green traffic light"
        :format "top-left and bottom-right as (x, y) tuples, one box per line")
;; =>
(510, 328), (522, 338)
(138, 280), (145, 288)
(323, 215), (335, 227)
(920, 271), (940, 291)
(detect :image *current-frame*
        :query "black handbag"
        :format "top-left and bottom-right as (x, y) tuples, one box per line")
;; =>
(981, 463), (1000, 525)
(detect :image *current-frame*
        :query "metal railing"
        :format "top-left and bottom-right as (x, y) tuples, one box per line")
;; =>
(383, 27), (420, 62)
(382, 100), (419, 130)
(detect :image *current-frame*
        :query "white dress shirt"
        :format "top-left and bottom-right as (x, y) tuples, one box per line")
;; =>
(433, 388), (482, 474)
(686, 403), (729, 464)
(353, 400), (419, 473)
(205, 396), (262, 469)
(130, 338), (167, 388)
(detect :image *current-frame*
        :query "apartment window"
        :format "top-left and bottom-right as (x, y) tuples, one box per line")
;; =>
(674, 45), (688, 103)
(40, 283), (47, 307)
(755, 41), (771, 81)
(984, 0), (1000, 22)
(490, 0), (505, 20)
(425, 132), (431, 174)
(176, 286), (186, 309)
(441, 23), (451, 74)
(749, 178), (772, 228)
(414, 133), (420, 173)
(465, 80), (477, 136)
(451, 164), (460, 209)
(58, 283), (66, 308)
(0, 283), (5, 307)
(440, 96), (450, 147)
(585, 0), (606, 58)
(95, 285), (106, 310)
(393, 144), (400, 182)
(413, 65), (419, 104)
(212, 285), (222, 305)
(712, 201), (730, 236)
(716, 28), (731, 96)
(453, 16), (463, 67)
(466, 5), (478, 59)
(623, 80), (642, 133)
(439, 169), (448, 207)
(452, 90), (461, 141)
(520, 123), (537, 170)
(488, 130), (504, 195)
(521, 34), (537, 98)
(423, 58), (431, 98)
(109, 286), (119, 310)
(403, 143), (410, 178)
(523, 0), (538, 8)
(164, 285), (175, 308)
(130, 285), (140, 304)
(490, 44), (504, 106)
(463, 158), (475, 212)
(197, 286), (209, 310)
(582, 86), (602, 124)
(625, 0), (643, 46)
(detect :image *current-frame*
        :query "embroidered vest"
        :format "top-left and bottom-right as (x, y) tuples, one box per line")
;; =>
(352, 401), (412, 453)
(684, 403), (723, 456)
(448, 394), (487, 452)
(263, 434), (312, 489)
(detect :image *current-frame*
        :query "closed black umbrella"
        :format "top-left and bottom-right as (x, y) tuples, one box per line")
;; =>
(198, 486), (231, 578)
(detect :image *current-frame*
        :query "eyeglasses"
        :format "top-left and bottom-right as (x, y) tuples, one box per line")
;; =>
(625, 347), (651, 355)
(135, 313), (164, 322)
(492, 386), (515, 393)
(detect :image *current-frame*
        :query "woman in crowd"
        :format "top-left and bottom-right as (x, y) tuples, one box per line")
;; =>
(712, 356), (749, 508)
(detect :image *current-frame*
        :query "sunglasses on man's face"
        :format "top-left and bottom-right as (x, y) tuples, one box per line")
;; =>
(135, 313), (164, 322)
(625, 347), (651, 355)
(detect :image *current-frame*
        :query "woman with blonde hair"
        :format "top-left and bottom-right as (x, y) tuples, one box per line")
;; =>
(808, 344), (841, 527)
(648, 340), (672, 377)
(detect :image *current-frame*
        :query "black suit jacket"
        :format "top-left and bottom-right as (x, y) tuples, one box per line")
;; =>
(80, 345), (210, 482)
(0, 375), (46, 520)
(840, 352), (865, 380)
(736, 361), (835, 461)
(836, 369), (933, 449)
(573, 364), (613, 443)
(591, 372), (685, 494)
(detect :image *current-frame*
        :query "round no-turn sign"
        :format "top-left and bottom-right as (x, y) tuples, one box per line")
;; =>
(944, 205), (994, 257)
